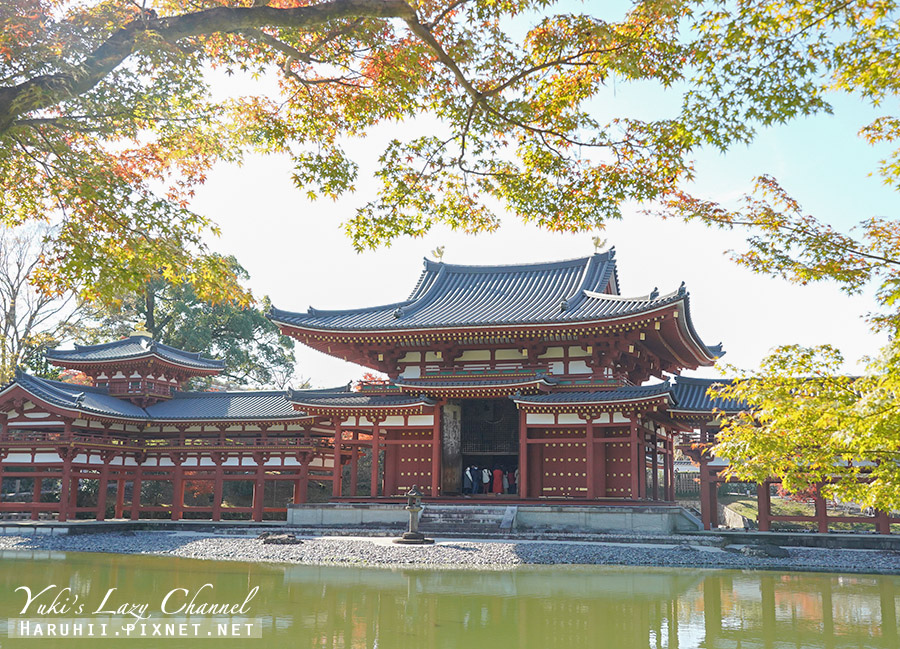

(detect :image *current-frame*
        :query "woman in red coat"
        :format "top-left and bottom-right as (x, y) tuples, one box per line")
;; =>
(492, 467), (504, 494)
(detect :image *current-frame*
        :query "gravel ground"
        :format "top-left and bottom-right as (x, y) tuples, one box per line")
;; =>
(2, 531), (899, 574)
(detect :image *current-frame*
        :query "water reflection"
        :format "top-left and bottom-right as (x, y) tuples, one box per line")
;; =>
(0, 552), (897, 648)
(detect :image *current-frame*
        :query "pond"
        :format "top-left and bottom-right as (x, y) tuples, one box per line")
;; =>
(0, 550), (897, 648)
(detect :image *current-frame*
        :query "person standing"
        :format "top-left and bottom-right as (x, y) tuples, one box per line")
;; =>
(492, 467), (503, 494)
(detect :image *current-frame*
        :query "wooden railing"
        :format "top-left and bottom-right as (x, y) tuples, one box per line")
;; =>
(1, 430), (329, 453)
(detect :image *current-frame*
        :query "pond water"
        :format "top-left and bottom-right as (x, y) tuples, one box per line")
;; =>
(0, 550), (897, 648)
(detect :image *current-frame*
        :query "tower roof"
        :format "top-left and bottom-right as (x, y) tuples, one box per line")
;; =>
(45, 335), (224, 374)
(270, 251), (722, 373)
(270, 251), (624, 332)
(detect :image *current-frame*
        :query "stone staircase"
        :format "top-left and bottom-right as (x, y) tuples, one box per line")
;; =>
(417, 504), (516, 535)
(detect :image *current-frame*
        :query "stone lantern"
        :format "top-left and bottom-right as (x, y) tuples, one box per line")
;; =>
(393, 485), (434, 545)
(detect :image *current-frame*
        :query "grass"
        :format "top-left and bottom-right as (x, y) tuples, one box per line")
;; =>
(719, 495), (891, 532)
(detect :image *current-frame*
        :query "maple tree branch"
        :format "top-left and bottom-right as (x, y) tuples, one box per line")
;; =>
(483, 45), (631, 100)
(425, 0), (473, 29)
(402, 14), (483, 104)
(0, 0), (417, 133)
(696, 211), (900, 270)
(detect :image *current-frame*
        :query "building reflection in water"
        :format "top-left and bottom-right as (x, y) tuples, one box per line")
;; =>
(0, 552), (896, 648)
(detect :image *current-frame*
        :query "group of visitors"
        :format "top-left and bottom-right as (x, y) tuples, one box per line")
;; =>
(462, 465), (518, 495)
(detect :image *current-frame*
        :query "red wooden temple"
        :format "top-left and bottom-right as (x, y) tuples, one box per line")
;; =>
(1, 250), (738, 521)
(269, 251), (722, 503)
(0, 335), (339, 521)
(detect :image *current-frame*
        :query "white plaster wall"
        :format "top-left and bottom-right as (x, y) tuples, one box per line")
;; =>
(399, 365), (421, 379)
(568, 360), (592, 374)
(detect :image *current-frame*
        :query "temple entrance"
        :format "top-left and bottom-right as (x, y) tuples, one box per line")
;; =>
(460, 399), (518, 453)
(460, 399), (519, 495)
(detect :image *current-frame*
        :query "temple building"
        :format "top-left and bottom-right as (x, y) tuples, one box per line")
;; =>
(269, 250), (723, 503)
(0, 334), (338, 521)
(1, 250), (737, 521)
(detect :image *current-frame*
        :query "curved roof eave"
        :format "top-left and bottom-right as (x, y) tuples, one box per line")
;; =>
(45, 336), (224, 371)
(271, 296), (684, 336)
(269, 252), (620, 332)
(671, 296), (723, 367)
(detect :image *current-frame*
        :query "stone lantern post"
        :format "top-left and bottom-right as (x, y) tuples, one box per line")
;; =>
(393, 485), (434, 545)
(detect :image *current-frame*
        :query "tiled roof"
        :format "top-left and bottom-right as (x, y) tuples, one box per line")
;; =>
(512, 382), (674, 406)
(46, 336), (224, 371)
(6, 371), (152, 419)
(270, 252), (657, 332)
(286, 386), (434, 409)
(671, 376), (744, 413)
(396, 371), (556, 389)
(2, 371), (306, 422)
(145, 390), (300, 420)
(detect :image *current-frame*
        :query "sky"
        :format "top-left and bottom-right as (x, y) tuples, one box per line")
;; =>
(188, 16), (897, 390)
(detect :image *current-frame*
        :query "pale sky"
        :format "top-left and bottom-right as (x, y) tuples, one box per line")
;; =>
(188, 31), (896, 389)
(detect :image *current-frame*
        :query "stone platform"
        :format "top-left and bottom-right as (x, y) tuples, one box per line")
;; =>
(287, 502), (702, 534)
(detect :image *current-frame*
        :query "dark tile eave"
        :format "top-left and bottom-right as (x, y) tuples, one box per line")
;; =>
(269, 298), (686, 335)
(45, 348), (224, 370)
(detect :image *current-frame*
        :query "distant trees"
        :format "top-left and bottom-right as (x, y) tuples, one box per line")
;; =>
(76, 256), (301, 389)
(0, 225), (83, 382)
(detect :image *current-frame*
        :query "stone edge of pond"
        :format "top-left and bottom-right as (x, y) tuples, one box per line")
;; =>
(2, 532), (899, 577)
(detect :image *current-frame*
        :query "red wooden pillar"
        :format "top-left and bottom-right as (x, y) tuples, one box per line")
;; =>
(430, 411), (441, 497)
(518, 411), (528, 499)
(252, 463), (265, 522)
(212, 461), (224, 521)
(332, 422), (343, 498)
(171, 463), (184, 521)
(31, 476), (42, 521)
(0, 415), (5, 509)
(813, 491), (829, 533)
(349, 431), (359, 497)
(585, 417), (595, 499)
(383, 433), (397, 497)
(757, 481), (771, 532)
(875, 509), (891, 535)
(651, 435), (659, 501)
(708, 472), (719, 528)
(699, 462), (713, 530)
(130, 467), (142, 521)
(294, 461), (309, 504)
(597, 432), (606, 498)
(58, 453), (72, 523)
(629, 418), (640, 499)
(114, 477), (125, 519)
(96, 461), (110, 521)
(665, 438), (675, 501)
(371, 419), (382, 498)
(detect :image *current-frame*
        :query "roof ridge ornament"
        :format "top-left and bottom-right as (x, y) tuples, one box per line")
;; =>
(394, 307), (404, 319)
(649, 287), (659, 299)
(677, 281), (687, 297)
